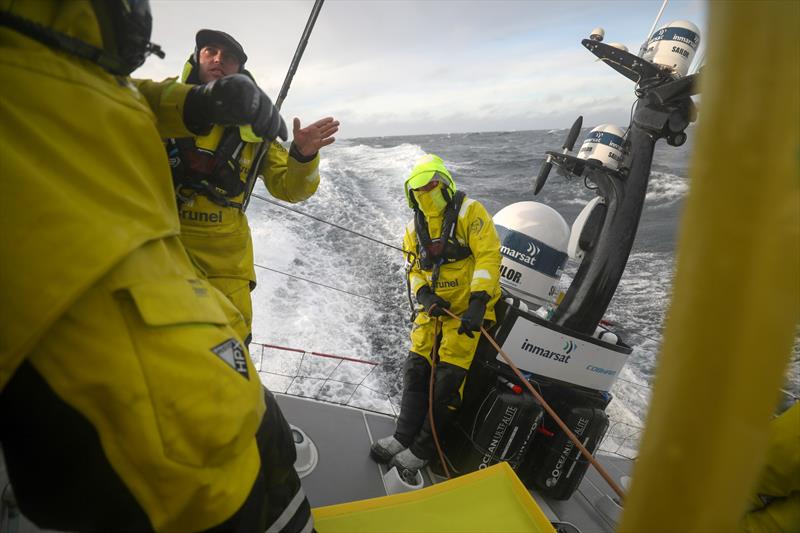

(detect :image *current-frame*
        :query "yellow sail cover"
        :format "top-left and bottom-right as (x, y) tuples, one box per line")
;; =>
(312, 462), (555, 533)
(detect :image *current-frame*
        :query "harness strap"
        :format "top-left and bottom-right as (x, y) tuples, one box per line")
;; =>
(414, 191), (471, 271)
(168, 127), (247, 208)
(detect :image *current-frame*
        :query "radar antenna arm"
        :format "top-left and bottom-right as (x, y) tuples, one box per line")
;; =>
(551, 126), (655, 333)
(551, 74), (698, 333)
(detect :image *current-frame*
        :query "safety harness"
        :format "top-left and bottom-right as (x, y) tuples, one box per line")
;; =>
(406, 190), (472, 321)
(167, 127), (256, 209)
(413, 190), (472, 271)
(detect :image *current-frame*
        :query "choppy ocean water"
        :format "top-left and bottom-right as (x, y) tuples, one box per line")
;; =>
(247, 128), (799, 456)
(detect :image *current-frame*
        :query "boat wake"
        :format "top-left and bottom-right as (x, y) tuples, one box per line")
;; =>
(246, 134), (799, 460)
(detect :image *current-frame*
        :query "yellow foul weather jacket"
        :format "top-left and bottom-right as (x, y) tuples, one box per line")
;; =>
(0, 2), (270, 530)
(740, 402), (800, 532)
(403, 194), (502, 369)
(164, 60), (321, 333)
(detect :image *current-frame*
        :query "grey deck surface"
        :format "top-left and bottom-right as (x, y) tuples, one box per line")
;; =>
(276, 393), (397, 508)
(277, 393), (633, 532)
(1, 394), (632, 533)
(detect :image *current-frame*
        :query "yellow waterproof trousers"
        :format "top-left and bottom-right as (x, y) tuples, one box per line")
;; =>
(209, 277), (254, 339)
(410, 313), (484, 370)
(179, 207), (256, 340)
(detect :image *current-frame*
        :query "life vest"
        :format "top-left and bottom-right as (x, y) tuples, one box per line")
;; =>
(413, 190), (472, 271)
(167, 126), (253, 209)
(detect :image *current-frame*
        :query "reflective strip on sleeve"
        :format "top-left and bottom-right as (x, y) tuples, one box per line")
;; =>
(299, 516), (314, 533)
(458, 198), (475, 219)
(472, 269), (492, 281)
(265, 487), (309, 533)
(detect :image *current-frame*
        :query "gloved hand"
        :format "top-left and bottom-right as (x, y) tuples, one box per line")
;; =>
(183, 73), (288, 141)
(416, 286), (450, 317)
(458, 291), (489, 337)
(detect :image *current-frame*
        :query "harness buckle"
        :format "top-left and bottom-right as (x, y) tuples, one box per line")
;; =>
(175, 186), (196, 207)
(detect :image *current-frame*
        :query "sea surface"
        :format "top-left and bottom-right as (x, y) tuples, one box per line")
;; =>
(247, 128), (799, 457)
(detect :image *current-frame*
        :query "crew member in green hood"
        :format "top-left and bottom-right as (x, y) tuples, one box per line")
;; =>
(167, 29), (339, 345)
(370, 154), (502, 475)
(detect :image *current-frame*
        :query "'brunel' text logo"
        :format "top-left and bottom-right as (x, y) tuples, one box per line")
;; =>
(520, 338), (572, 364)
(180, 210), (223, 223)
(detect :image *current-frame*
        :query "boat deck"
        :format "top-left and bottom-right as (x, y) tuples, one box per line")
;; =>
(277, 393), (632, 532)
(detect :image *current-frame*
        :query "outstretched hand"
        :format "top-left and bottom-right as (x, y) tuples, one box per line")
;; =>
(293, 116), (340, 157)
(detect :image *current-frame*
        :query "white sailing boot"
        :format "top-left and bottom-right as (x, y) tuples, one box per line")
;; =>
(370, 436), (406, 464)
(389, 448), (428, 476)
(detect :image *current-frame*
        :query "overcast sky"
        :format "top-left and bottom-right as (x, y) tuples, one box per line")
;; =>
(134, 0), (707, 139)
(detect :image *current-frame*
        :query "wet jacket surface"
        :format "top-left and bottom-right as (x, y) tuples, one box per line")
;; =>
(0, 3), (191, 386)
(403, 195), (502, 368)
(174, 130), (320, 285)
(396, 192), (501, 458)
(740, 402), (800, 532)
(169, 60), (320, 288)
(0, 2), (295, 530)
(405, 196), (501, 319)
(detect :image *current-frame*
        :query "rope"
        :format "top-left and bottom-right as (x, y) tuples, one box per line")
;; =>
(440, 307), (627, 501)
(250, 193), (404, 252)
(428, 317), (450, 479)
(253, 262), (382, 304)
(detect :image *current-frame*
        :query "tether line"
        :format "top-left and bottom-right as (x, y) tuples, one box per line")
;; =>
(251, 193), (404, 252)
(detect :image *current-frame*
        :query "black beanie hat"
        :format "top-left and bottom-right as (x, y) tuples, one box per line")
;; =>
(195, 29), (247, 66)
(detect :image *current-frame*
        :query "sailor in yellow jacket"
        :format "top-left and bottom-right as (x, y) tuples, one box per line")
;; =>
(370, 155), (502, 474)
(0, 3), (311, 531)
(740, 401), (800, 533)
(167, 29), (339, 344)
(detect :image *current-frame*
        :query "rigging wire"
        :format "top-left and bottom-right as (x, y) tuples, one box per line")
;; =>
(256, 246), (800, 404)
(251, 193), (404, 252)
(253, 186), (669, 343)
(253, 261), (383, 304)
(253, 266), (800, 403)
(250, 183), (800, 405)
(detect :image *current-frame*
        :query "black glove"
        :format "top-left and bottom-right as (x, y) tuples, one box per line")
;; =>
(416, 286), (450, 317)
(458, 291), (489, 337)
(183, 73), (288, 141)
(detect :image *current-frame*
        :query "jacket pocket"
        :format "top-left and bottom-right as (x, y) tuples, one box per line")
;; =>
(122, 278), (263, 468)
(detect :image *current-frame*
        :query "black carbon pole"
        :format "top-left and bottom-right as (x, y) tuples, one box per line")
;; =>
(276, 0), (325, 111)
(244, 0), (325, 211)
